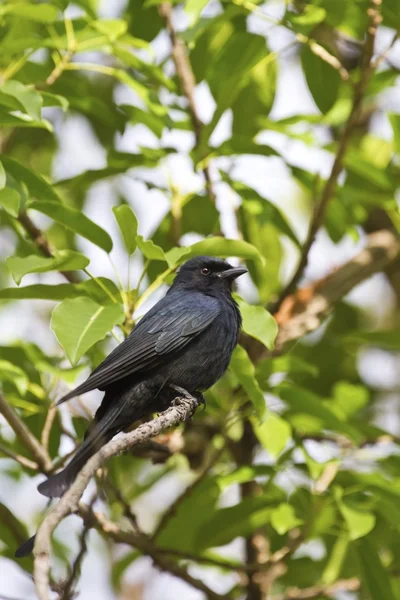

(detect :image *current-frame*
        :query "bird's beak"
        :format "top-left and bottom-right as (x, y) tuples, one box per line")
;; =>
(218, 266), (248, 280)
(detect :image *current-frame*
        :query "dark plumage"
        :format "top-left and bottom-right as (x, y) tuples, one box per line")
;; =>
(37, 256), (246, 500)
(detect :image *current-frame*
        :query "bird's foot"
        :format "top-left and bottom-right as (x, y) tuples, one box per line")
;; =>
(168, 385), (206, 410)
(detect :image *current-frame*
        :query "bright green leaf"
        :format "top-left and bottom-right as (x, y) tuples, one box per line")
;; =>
(6, 251), (90, 285)
(336, 490), (376, 540)
(270, 503), (303, 535)
(136, 235), (166, 262)
(236, 298), (278, 351)
(188, 237), (264, 264)
(301, 45), (340, 114)
(0, 187), (20, 217)
(29, 201), (113, 252)
(230, 345), (266, 418)
(0, 80), (42, 121)
(40, 92), (69, 111)
(0, 156), (61, 202)
(357, 538), (397, 600)
(51, 297), (124, 365)
(0, 2), (59, 22)
(91, 19), (128, 40)
(0, 160), (6, 190)
(253, 413), (292, 458)
(0, 360), (28, 396)
(113, 205), (138, 255)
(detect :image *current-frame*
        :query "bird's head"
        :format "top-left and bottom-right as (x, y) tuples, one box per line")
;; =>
(172, 256), (247, 293)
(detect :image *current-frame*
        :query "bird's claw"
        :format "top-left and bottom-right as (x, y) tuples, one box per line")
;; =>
(168, 385), (206, 411)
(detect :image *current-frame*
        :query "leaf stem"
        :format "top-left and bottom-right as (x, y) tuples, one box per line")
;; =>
(83, 268), (120, 305)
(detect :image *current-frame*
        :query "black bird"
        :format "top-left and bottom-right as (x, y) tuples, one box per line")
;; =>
(37, 256), (246, 499)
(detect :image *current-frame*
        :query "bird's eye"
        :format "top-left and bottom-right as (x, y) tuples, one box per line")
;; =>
(201, 267), (211, 276)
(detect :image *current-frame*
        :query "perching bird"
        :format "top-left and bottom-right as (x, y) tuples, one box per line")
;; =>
(37, 256), (246, 499)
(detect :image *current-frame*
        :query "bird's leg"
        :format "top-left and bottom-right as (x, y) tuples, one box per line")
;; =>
(168, 385), (204, 408)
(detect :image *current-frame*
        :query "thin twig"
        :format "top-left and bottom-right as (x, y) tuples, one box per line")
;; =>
(33, 390), (201, 600)
(58, 497), (96, 600)
(159, 3), (217, 205)
(0, 393), (52, 472)
(0, 443), (38, 470)
(41, 406), (57, 452)
(273, 0), (383, 311)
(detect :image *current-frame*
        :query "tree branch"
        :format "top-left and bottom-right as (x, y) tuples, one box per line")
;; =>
(33, 388), (201, 600)
(272, 229), (400, 354)
(0, 392), (52, 472)
(274, 0), (382, 311)
(159, 3), (217, 205)
(272, 577), (360, 600)
(0, 442), (38, 470)
(17, 212), (78, 284)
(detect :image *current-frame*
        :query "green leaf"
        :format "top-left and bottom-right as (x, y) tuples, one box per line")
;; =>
(113, 205), (138, 254)
(287, 5), (326, 32)
(301, 45), (340, 114)
(343, 330), (400, 350)
(184, 0), (209, 25)
(0, 2), (59, 23)
(164, 246), (192, 267)
(195, 497), (275, 550)
(270, 503), (303, 535)
(0, 80), (42, 121)
(0, 188), (20, 217)
(217, 465), (274, 490)
(120, 105), (166, 138)
(136, 235), (166, 262)
(390, 114), (400, 154)
(225, 176), (301, 248)
(157, 478), (221, 553)
(29, 201), (113, 252)
(230, 345), (266, 418)
(232, 51), (277, 138)
(236, 298), (278, 351)
(0, 279), (121, 303)
(253, 413), (292, 458)
(91, 19), (128, 40)
(321, 536), (350, 584)
(0, 160), (6, 190)
(0, 360), (28, 396)
(0, 156), (61, 202)
(357, 538), (397, 600)
(276, 382), (360, 441)
(6, 251), (89, 285)
(344, 152), (395, 191)
(337, 496), (376, 540)
(51, 297), (124, 365)
(200, 30), (267, 147)
(332, 381), (369, 418)
(40, 92), (69, 111)
(188, 237), (264, 263)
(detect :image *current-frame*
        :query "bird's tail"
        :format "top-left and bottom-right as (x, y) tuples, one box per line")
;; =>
(37, 399), (126, 499)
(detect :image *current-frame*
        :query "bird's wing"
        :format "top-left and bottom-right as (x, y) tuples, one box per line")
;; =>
(57, 292), (220, 404)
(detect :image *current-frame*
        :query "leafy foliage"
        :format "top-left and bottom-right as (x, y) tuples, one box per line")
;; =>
(0, 0), (400, 599)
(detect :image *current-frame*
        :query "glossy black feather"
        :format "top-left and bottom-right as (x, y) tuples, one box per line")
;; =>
(57, 292), (221, 404)
(32, 256), (244, 504)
